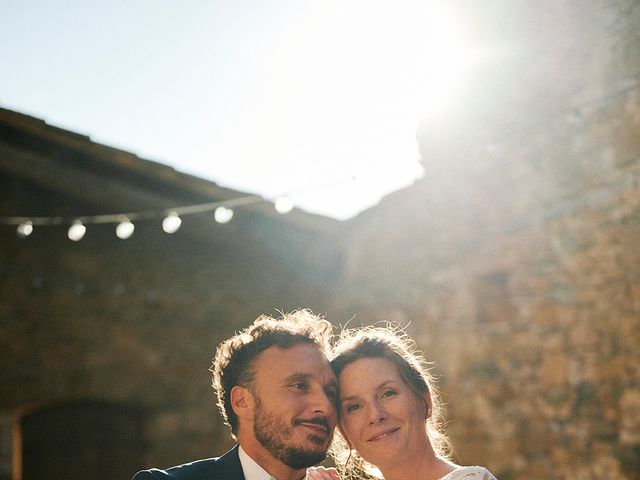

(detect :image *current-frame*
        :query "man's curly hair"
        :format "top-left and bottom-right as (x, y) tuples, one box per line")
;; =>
(211, 310), (333, 438)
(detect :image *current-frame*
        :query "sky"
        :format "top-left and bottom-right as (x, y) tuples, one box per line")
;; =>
(1, 1), (479, 220)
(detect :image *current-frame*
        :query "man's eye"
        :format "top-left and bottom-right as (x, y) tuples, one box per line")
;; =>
(325, 388), (338, 400)
(289, 382), (308, 391)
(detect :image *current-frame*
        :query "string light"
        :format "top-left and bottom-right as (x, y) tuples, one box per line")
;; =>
(1, 78), (637, 240)
(162, 212), (182, 234)
(274, 197), (294, 214)
(116, 219), (135, 239)
(1, 193), (264, 239)
(214, 206), (233, 224)
(2, 190), (305, 239)
(68, 221), (86, 241)
(17, 221), (33, 238)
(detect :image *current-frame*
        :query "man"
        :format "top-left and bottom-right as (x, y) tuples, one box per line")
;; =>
(132, 310), (338, 480)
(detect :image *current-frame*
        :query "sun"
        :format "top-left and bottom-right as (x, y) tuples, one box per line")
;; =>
(205, 2), (482, 218)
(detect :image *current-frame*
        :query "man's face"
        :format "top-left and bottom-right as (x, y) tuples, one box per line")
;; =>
(249, 343), (338, 469)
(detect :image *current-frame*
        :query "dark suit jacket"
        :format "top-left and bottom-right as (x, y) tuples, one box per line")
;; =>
(131, 445), (245, 480)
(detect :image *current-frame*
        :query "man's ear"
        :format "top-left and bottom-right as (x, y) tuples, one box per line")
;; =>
(231, 385), (253, 422)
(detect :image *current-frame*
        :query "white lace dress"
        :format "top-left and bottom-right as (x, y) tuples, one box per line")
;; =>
(438, 466), (497, 480)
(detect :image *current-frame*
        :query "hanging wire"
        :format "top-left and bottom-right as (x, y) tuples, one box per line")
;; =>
(0, 194), (264, 226)
(1, 78), (638, 233)
(495, 78), (640, 147)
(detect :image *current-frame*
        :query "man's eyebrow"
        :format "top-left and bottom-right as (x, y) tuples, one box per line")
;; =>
(282, 373), (312, 383)
(282, 373), (338, 391)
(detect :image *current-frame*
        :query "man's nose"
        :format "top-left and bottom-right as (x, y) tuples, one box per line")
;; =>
(311, 389), (336, 416)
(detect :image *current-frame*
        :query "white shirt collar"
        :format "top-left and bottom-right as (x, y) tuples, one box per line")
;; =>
(238, 445), (275, 480)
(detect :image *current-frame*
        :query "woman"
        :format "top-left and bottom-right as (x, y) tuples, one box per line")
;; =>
(307, 327), (497, 480)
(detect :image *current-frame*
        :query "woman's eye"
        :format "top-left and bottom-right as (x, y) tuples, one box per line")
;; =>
(345, 403), (361, 413)
(382, 389), (398, 398)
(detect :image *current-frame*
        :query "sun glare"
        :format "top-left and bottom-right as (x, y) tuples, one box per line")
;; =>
(170, 2), (481, 219)
(284, 2), (478, 119)
(236, 2), (478, 217)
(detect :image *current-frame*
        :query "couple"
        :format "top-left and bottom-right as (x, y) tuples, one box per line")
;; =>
(132, 310), (496, 480)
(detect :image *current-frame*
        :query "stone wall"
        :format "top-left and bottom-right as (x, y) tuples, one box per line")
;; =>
(331, 1), (640, 478)
(0, 173), (341, 473)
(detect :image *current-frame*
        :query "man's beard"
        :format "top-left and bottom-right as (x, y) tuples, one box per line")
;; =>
(253, 395), (330, 469)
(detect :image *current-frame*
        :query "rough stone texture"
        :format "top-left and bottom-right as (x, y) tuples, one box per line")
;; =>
(331, 1), (640, 478)
(0, 151), (342, 474)
(0, 213), (339, 470)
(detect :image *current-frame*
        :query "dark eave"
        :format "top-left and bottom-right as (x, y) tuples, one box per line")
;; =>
(0, 106), (341, 235)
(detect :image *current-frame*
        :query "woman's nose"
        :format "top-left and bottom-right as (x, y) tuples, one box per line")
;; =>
(368, 401), (387, 424)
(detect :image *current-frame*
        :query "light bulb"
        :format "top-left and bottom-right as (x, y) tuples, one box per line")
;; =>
(116, 219), (135, 239)
(162, 212), (182, 233)
(214, 206), (233, 224)
(68, 221), (86, 241)
(17, 221), (33, 238)
(275, 197), (294, 214)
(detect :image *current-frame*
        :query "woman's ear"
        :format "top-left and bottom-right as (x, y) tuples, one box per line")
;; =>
(423, 391), (432, 419)
(230, 385), (253, 421)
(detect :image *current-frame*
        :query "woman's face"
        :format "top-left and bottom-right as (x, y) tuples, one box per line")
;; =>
(337, 357), (431, 469)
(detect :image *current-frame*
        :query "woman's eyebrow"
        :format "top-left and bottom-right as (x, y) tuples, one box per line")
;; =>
(339, 380), (397, 403)
(339, 394), (359, 404)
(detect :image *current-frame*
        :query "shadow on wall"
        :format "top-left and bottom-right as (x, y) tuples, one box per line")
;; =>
(1, 399), (145, 480)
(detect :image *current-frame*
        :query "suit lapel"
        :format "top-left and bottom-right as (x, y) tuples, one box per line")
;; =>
(214, 445), (245, 479)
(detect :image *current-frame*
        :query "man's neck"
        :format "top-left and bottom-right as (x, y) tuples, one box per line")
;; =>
(238, 438), (307, 480)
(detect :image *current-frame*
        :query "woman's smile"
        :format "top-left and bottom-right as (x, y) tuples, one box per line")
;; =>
(367, 427), (401, 442)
